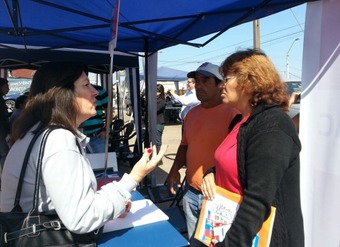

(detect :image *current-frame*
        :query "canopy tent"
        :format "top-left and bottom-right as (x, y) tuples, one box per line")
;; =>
(0, 46), (138, 73)
(0, 0), (318, 97)
(1, 2), (338, 245)
(0, 0), (318, 170)
(0, 0), (318, 158)
(0, 0), (318, 56)
(0, 0), (317, 99)
(139, 66), (188, 93)
(154, 67), (188, 82)
(140, 66), (187, 81)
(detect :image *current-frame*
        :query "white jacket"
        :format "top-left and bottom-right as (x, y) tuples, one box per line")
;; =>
(0, 127), (137, 233)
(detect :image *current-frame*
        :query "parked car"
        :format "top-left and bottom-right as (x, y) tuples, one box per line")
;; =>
(3, 87), (30, 114)
(286, 80), (301, 95)
(285, 80), (301, 118)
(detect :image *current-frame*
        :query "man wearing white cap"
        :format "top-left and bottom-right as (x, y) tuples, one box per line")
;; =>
(167, 62), (239, 245)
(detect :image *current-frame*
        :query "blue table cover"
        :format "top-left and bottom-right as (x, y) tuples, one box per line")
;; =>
(98, 190), (189, 247)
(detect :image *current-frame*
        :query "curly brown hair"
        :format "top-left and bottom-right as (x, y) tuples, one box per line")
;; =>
(220, 49), (289, 111)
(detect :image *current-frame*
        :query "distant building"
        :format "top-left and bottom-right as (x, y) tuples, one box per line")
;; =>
(10, 69), (35, 78)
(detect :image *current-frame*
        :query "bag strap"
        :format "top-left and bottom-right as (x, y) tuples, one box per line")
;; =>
(31, 127), (57, 215)
(12, 126), (60, 211)
(13, 127), (50, 210)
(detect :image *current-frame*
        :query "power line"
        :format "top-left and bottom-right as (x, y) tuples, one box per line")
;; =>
(159, 24), (304, 68)
(289, 8), (304, 32)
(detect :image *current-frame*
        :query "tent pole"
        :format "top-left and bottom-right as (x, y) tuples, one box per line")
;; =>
(143, 39), (150, 149)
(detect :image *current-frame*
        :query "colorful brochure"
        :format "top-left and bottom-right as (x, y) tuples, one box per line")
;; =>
(195, 186), (276, 247)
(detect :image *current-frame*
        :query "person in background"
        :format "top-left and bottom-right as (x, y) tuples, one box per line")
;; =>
(292, 112), (300, 133)
(288, 91), (301, 133)
(9, 93), (29, 130)
(156, 84), (166, 165)
(1, 62), (167, 235)
(202, 49), (303, 247)
(167, 76), (200, 121)
(0, 77), (10, 170)
(79, 84), (108, 153)
(167, 62), (239, 245)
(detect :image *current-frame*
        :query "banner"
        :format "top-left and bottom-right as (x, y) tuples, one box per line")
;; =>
(102, 0), (120, 176)
(109, 0), (120, 54)
(301, 0), (340, 246)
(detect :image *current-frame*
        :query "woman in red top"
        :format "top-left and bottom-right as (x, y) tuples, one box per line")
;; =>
(201, 49), (303, 247)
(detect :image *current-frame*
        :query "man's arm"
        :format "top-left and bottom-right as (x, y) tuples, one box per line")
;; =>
(167, 89), (182, 104)
(169, 89), (200, 107)
(167, 144), (187, 194)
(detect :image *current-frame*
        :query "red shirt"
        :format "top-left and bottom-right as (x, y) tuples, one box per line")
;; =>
(214, 115), (249, 195)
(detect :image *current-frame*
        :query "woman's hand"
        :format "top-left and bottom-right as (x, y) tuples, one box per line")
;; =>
(119, 200), (132, 218)
(129, 144), (168, 184)
(201, 173), (216, 200)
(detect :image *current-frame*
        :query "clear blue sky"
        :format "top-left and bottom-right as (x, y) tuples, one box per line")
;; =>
(156, 3), (306, 81)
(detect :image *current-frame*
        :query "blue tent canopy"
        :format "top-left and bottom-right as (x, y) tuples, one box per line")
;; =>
(0, 0), (318, 67)
(157, 67), (188, 81)
(0, 0), (318, 160)
(0, 46), (138, 73)
(140, 66), (188, 81)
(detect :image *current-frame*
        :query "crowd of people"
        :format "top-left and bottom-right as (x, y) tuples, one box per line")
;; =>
(0, 48), (303, 247)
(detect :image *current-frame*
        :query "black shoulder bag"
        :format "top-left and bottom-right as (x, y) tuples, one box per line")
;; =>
(0, 126), (103, 247)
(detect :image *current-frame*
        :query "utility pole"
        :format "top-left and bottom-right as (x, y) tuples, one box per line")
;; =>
(253, 20), (260, 49)
(286, 38), (299, 80)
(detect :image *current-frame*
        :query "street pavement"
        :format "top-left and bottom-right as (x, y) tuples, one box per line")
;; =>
(152, 123), (186, 185)
(120, 122), (186, 186)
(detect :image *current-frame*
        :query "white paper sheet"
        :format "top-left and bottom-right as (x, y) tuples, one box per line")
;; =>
(103, 199), (169, 233)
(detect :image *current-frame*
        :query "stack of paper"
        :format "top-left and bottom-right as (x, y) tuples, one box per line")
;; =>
(103, 199), (169, 233)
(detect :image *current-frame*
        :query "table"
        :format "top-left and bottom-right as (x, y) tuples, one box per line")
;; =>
(98, 191), (189, 247)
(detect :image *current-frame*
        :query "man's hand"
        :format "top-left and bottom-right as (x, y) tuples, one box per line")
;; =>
(288, 92), (301, 107)
(167, 89), (176, 96)
(166, 170), (181, 195)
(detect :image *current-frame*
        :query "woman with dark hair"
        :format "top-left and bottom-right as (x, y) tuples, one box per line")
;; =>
(201, 49), (303, 246)
(156, 84), (166, 165)
(1, 62), (167, 235)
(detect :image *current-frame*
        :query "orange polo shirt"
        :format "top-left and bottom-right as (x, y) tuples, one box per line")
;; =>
(181, 103), (238, 191)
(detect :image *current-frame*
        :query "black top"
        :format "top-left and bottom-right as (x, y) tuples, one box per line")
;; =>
(156, 97), (165, 124)
(0, 97), (10, 135)
(218, 104), (304, 247)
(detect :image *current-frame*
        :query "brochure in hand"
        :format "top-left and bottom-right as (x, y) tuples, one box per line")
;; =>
(194, 186), (276, 247)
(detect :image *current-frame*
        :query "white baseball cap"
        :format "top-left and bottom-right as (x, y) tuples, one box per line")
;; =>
(187, 62), (223, 81)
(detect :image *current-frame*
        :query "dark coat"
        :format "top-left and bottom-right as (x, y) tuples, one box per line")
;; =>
(156, 97), (165, 124)
(218, 104), (304, 247)
(0, 97), (10, 135)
